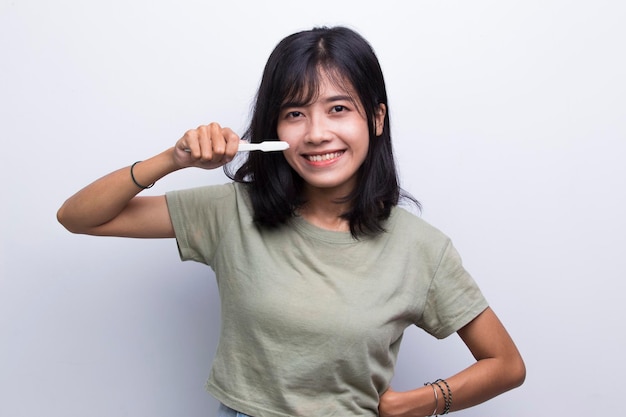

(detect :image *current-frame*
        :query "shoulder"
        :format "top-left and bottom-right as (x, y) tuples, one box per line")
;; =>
(389, 206), (450, 246)
(166, 182), (237, 199)
(165, 182), (251, 207)
(164, 182), (253, 222)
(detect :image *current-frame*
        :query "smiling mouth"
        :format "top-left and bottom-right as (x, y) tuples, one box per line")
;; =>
(305, 151), (344, 162)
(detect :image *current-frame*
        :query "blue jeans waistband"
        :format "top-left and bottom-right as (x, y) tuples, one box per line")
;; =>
(217, 402), (253, 417)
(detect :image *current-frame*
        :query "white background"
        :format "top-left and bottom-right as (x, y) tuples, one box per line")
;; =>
(1, 1), (625, 416)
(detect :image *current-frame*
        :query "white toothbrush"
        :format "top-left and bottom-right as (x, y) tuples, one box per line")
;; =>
(184, 141), (289, 153)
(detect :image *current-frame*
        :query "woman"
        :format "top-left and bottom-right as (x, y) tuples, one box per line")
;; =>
(58, 26), (525, 416)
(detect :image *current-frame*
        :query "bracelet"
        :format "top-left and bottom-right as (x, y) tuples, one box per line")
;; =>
(425, 379), (452, 416)
(432, 381), (447, 415)
(424, 383), (438, 416)
(434, 379), (452, 415)
(130, 161), (154, 189)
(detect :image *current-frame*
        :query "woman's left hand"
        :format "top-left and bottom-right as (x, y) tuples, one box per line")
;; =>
(379, 385), (440, 417)
(379, 387), (414, 417)
(378, 387), (398, 417)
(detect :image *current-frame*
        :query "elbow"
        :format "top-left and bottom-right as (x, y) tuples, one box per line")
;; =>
(514, 357), (527, 388)
(56, 204), (86, 235)
(57, 202), (112, 236)
(56, 206), (76, 233)
(506, 353), (526, 390)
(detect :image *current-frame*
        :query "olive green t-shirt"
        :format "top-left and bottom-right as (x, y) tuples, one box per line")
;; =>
(165, 183), (488, 417)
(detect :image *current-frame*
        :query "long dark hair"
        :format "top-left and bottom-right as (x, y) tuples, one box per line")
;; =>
(225, 26), (417, 237)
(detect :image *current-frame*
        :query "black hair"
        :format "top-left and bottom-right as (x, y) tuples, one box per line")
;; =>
(225, 26), (418, 237)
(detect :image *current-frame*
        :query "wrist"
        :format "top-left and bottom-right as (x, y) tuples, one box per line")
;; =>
(424, 379), (452, 416)
(380, 387), (441, 417)
(130, 149), (182, 190)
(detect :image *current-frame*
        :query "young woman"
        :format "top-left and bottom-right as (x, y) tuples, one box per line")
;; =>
(58, 26), (525, 417)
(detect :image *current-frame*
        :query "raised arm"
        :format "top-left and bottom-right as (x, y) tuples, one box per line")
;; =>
(57, 123), (240, 238)
(379, 307), (526, 417)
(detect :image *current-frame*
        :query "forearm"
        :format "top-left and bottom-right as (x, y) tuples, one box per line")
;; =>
(381, 356), (524, 417)
(433, 355), (525, 414)
(57, 148), (179, 234)
(380, 308), (525, 417)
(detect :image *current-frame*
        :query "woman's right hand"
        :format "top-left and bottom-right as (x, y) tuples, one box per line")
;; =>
(173, 122), (241, 170)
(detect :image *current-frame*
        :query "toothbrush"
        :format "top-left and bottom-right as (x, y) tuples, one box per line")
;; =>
(184, 141), (289, 153)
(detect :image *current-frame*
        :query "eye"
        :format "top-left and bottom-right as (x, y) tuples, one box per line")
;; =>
(331, 105), (347, 113)
(285, 110), (303, 118)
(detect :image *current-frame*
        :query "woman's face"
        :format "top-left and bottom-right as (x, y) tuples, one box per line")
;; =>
(276, 73), (385, 198)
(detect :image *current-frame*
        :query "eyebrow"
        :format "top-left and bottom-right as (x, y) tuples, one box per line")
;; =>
(323, 95), (356, 104)
(281, 95), (356, 109)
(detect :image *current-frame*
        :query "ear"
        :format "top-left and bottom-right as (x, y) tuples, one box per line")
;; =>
(374, 103), (386, 136)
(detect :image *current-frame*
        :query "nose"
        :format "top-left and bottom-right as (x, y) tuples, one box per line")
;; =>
(304, 115), (332, 145)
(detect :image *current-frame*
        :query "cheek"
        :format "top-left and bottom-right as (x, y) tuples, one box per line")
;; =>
(277, 125), (299, 146)
(282, 149), (300, 171)
(277, 127), (300, 159)
(338, 117), (369, 141)
(346, 126), (371, 155)
(276, 120), (291, 138)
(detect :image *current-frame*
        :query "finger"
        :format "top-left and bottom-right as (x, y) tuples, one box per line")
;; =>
(222, 128), (240, 160)
(208, 122), (227, 160)
(197, 124), (214, 161)
(180, 129), (200, 157)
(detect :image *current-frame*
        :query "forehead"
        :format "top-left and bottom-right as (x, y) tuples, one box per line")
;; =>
(317, 72), (355, 96)
(280, 66), (357, 106)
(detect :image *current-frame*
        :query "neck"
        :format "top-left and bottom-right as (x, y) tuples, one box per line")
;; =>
(299, 186), (352, 232)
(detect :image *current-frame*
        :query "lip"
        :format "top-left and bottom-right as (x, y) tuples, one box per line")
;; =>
(301, 150), (345, 166)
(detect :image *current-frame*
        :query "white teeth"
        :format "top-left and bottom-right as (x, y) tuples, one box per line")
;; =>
(306, 152), (343, 162)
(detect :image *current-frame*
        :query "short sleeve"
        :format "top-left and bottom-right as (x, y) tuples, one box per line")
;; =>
(418, 240), (489, 339)
(165, 183), (238, 265)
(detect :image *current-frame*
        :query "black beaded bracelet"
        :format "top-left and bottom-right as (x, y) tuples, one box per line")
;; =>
(432, 381), (447, 415)
(434, 379), (452, 414)
(130, 161), (154, 189)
